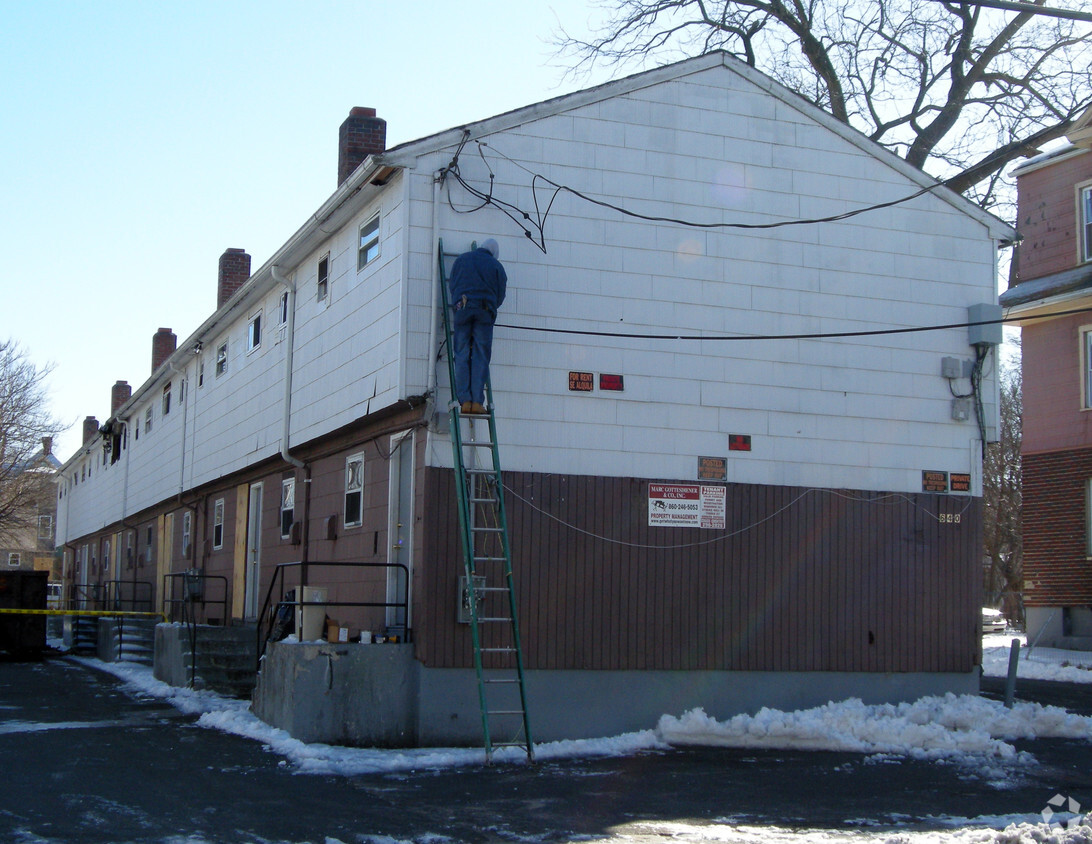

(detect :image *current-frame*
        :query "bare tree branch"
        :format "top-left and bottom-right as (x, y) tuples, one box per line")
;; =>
(555, 0), (1092, 208)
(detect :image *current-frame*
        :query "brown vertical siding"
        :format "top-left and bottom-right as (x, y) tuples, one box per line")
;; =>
(420, 468), (981, 674)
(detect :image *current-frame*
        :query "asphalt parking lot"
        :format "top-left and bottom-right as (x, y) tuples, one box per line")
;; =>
(0, 655), (1089, 843)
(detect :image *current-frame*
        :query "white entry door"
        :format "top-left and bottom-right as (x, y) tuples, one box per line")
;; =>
(244, 482), (263, 619)
(386, 431), (414, 634)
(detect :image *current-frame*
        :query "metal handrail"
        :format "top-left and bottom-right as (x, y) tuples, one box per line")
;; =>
(104, 579), (154, 613)
(255, 561), (411, 672)
(69, 583), (105, 611)
(161, 572), (229, 625)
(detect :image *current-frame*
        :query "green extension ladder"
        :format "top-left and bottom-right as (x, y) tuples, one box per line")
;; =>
(437, 239), (534, 763)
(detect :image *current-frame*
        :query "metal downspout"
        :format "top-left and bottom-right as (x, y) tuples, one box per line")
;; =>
(426, 172), (442, 416)
(271, 267), (311, 586)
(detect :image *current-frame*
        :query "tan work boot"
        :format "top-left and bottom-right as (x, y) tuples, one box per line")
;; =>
(469, 402), (488, 415)
(460, 401), (473, 414)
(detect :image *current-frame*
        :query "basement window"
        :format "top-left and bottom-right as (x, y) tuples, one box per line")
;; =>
(358, 217), (379, 270)
(7, 553), (20, 567)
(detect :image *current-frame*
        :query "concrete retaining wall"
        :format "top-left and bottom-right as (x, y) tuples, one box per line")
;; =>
(250, 641), (977, 747)
(251, 642), (418, 746)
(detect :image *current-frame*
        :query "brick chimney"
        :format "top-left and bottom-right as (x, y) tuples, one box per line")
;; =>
(83, 416), (99, 445)
(338, 107), (386, 187)
(217, 248), (252, 308)
(41, 436), (52, 457)
(111, 380), (132, 414)
(151, 328), (177, 374)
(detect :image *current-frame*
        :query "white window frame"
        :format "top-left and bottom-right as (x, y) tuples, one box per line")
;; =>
(144, 405), (153, 434)
(216, 341), (228, 377)
(1087, 478), (1092, 557)
(102, 538), (111, 575)
(247, 310), (262, 354)
(162, 381), (172, 416)
(357, 216), (380, 270)
(278, 291), (289, 327)
(182, 511), (192, 558)
(280, 478), (295, 540)
(345, 453), (365, 527)
(317, 254), (330, 303)
(213, 499), (225, 550)
(1081, 184), (1092, 264)
(38, 514), (53, 542)
(1083, 327), (1092, 410)
(7, 552), (20, 567)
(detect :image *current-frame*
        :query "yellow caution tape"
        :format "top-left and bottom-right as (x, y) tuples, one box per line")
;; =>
(0, 609), (166, 621)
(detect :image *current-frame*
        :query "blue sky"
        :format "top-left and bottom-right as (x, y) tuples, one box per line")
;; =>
(0, 0), (621, 460)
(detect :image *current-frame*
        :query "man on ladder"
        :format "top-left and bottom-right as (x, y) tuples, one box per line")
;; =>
(449, 237), (506, 415)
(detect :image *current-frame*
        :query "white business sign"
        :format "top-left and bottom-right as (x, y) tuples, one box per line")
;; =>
(648, 484), (726, 529)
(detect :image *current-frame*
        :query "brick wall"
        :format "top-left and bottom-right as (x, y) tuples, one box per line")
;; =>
(151, 327), (177, 374)
(338, 107), (386, 187)
(217, 248), (252, 308)
(1011, 148), (1092, 283)
(1023, 446), (1092, 605)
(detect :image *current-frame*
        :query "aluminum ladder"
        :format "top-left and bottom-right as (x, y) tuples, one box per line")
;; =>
(437, 240), (533, 763)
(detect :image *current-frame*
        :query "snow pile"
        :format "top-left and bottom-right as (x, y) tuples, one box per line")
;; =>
(656, 694), (1092, 760)
(615, 820), (1092, 844)
(982, 635), (1092, 685)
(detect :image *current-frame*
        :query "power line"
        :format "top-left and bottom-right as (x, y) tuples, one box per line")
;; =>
(922, 0), (1092, 23)
(495, 305), (1092, 343)
(441, 138), (963, 255)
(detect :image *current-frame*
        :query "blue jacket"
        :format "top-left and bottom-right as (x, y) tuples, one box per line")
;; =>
(449, 247), (507, 312)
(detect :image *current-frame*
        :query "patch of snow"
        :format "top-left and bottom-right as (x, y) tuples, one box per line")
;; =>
(657, 694), (1091, 761)
(982, 635), (1092, 684)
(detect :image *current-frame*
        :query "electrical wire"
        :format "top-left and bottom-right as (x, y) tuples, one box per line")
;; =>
(502, 484), (975, 551)
(492, 305), (1092, 344)
(440, 137), (965, 255)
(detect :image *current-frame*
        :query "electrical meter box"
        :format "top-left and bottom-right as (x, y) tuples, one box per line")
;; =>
(968, 303), (1002, 347)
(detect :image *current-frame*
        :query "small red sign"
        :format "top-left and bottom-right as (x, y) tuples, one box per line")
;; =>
(729, 434), (751, 452)
(950, 473), (971, 493)
(599, 373), (624, 391)
(922, 470), (948, 493)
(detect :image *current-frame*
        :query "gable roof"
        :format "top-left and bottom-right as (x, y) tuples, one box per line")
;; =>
(377, 51), (1013, 240)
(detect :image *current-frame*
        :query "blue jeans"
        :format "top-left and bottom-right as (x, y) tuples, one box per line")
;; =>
(453, 303), (495, 405)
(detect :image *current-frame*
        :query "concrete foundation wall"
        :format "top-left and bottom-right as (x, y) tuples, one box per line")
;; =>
(1026, 607), (1065, 647)
(417, 667), (979, 745)
(250, 644), (978, 747)
(251, 642), (418, 746)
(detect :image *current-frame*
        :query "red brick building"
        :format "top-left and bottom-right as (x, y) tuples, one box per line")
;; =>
(1000, 106), (1092, 648)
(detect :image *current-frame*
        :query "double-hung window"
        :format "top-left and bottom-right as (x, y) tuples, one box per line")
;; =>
(247, 311), (262, 353)
(216, 342), (228, 377)
(281, 478), (295, 539)
(182, 512), (192, 558)
(318, 255), (330, 302)
(1084, 329), (1092, 410)
(345, 453), (364, 527)
(145, 405), (153, 434)
(1081, 185), (1092, 263)
(162, 382), (172, 416)
(213, 499), (225, 550)
(358, 217), (379, 270)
